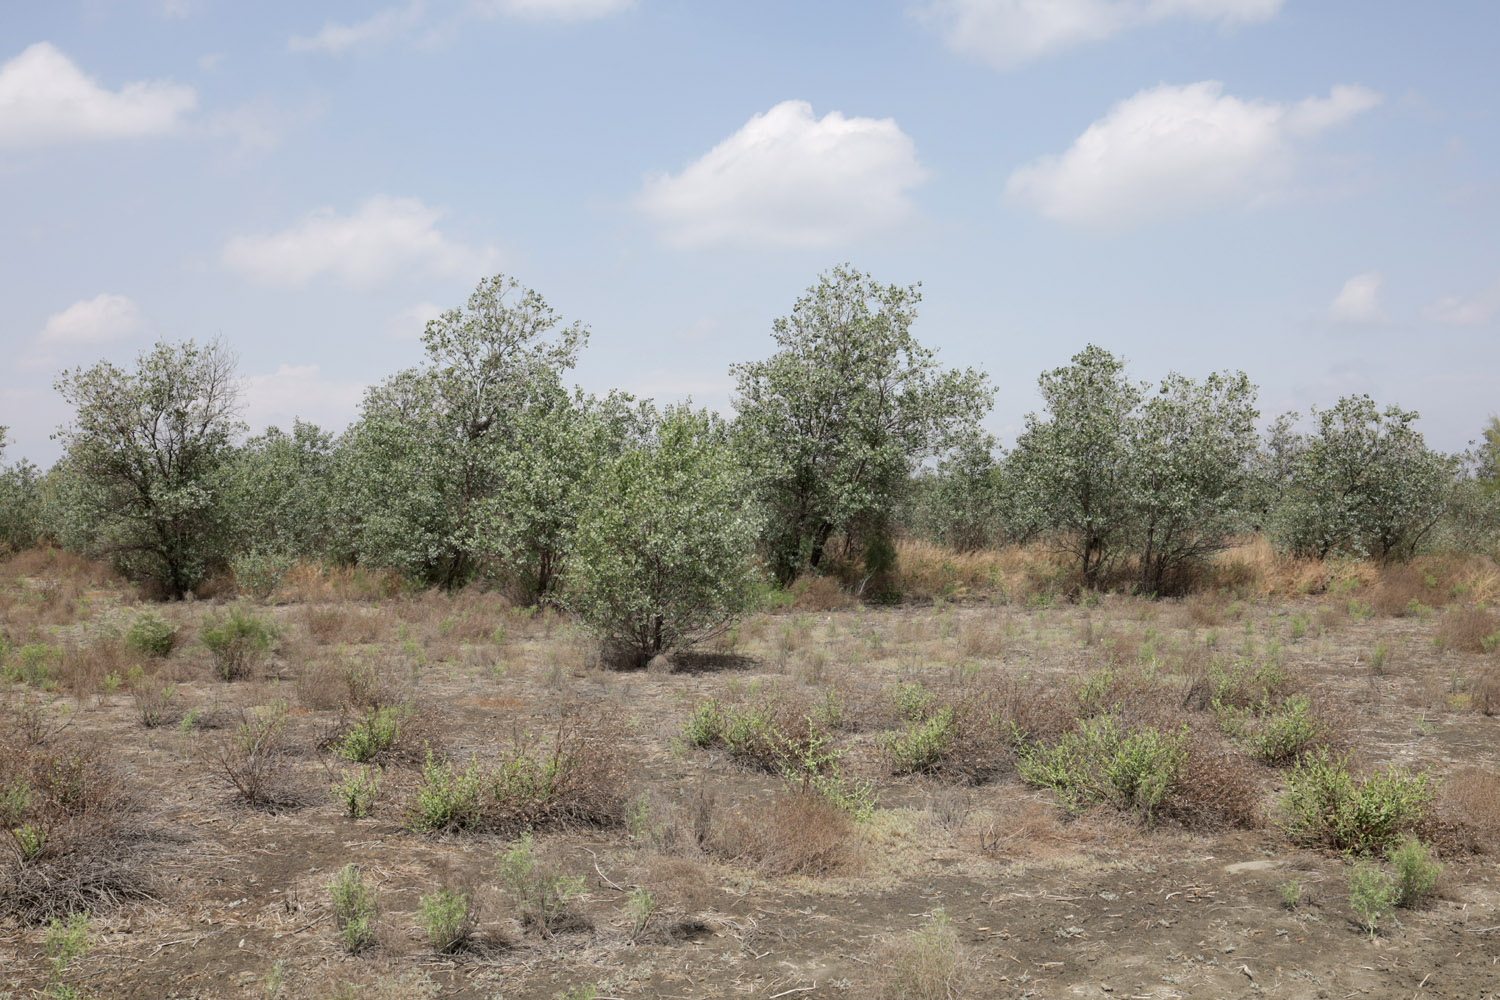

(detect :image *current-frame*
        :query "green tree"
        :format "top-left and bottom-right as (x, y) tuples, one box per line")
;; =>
(1009, 345), (1142, 588)
(340, 274), (587, 589)
(732, 265), (991, 584)
(0, 428), (45, 551)
(52, 339), (243, 597)
(917, 433), (1006, 552)
(225, 419), (338, 559)
(564, 404), (763, 668)
(1129, 370), (1260, 593)
(1270, 396), (1457, 561)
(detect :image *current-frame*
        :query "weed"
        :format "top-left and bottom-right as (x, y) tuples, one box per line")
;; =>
(416, 886), (479, 953)
(1279, 879), (1301, 910)
(1347, 860), (1396, 939)
(206, 701), (299, 808)
(1016, 716), (1187, 822)
(496, 831), (585, 936)
(330, 768), (380, 819)
(129, 669), (179, 728)
(1388, 835), (1441, 907)
(625, 886), (656, 942)
(406, 751), (485, 832)
(328, 864), (377, 953)
(879, 708), (957, 775)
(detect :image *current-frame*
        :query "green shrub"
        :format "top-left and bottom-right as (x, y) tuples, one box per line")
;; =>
(42, 912), (92, 999)
(1388, 835), (1441, 908)
(330, 768), (380, 819)
(1347, 860), (1397, 938)
(230, 549), (295, 600)
(328, 864), (377, 953)
(335, 705), (406, 763)
(200, 606), (275, 681)
(1244, 694), (1329, 766)
(879, 707), (957, 775)
(3, 643), (59, 688)
(406, 752), (485, 832)
(124, 612), (177, 658)
(1279, 879), (1301, 910)
(679, 694), (835, 776)
(1281, 749), (1434, 854)
(416, 886), (478, 953)
(496, 831), (584, 936)
(1016, 716), (1187, 821)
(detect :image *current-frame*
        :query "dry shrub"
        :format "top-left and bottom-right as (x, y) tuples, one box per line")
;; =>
(1369, 566), (1427, 617)
(1470, 664), (1500, 715)
(1435, 605), (1500, 654)
(57, 637), (135, 701)
(204, 703), (304, 809)
(296, 649), (415, 712)
(274, 561), (401, 603)
(1181, 593), (1227, 627)
(788, 574), (855, 612)
(0, 707), (155, 924)
(1158, 737), (1262, 831)
(1421, 769), (1500, 855)
(1098, 627), (1144, 669)
(1317, 601), (1350, 632)
(303, 606), (389, 645)
(710, 789), (859, 878)
(980, 675), (1074, 749)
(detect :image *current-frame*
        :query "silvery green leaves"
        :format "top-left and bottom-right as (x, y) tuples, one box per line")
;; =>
(732, 265), (992, 584)
(51, 338), (243, 597)
(563, 404), (763, 667)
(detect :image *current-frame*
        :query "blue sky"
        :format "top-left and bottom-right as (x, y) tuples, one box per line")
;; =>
(3, 0), (1498, 465)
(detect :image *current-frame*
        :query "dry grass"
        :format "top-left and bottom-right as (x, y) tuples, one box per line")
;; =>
(273, 561), (402, 603)
(303, 605), (391, 645)
(1435, 605), (1500, 654)
(787, 574), (856, 611)
(1423, 768), (1500, 855)
(710, 789), (860, 878)
(1470, 663), (1500, 715)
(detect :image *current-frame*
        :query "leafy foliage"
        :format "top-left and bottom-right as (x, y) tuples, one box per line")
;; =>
(1281, 749), (1434, 854)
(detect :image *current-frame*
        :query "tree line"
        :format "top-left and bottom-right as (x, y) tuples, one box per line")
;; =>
(2, 265), (1498, 663)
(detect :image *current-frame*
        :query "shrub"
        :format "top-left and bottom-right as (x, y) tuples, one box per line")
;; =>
(1016, 716), (1188, 822)
(564, 405), (762, 669)
(124, 612), (177, 658)
(4, 643), (59, 689)
(1236, 694), (1334, 766)
(407, 752), (485, 832)
(875, 909), (969, 1000)
(679, 693), (835, 776)
(1281, 749), (1434, 854)
(333, 704), (417, 763)
(879, 708), (957, 775)
(1388, 835), (1441, 907)
(129, 670), (179, 728)
(200, 606), (275, 681)
(417, 886), (479, 953)
(1347, 860), (1397, 939)
(206, 702), (299, 808)
(328, 864), (378, 953)
(329, 768), (380, 819)
(230, 549), (295, 600)
(496, 831), (585, 936)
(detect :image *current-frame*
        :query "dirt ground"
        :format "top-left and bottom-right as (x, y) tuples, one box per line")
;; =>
(2, 563), (1498, 1000)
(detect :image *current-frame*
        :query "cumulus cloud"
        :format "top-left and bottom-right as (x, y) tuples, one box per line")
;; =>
(918, 0), (1281, 68)
(288, 2), (426, 54)
(472, 0), (635, 20)
(242, 364), (367, 435)
(1328, 272), (1388, 325)
(636, 100), (927, 249)
(221, 196), (500, 288)
(0, 42), (196, 148)
(1005, 81), (1380, 225)
(1424, 279), (1500, 326)
(39, 294), (144, 343)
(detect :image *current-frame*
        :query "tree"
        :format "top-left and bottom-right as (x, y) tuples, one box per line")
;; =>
(340, 275), (587, 589)
(1009, 345), (1141, 588)
(564, 404), (763, 668)
(1129, 371), (1260, 594)
(916, 433), (1006, 553)
(0, 428), (45, 552)
(1270, 396), (1457, 561)
(732, 265), (991, 584)
(52, 339), (243, 597)
(225, 420), (338, 559)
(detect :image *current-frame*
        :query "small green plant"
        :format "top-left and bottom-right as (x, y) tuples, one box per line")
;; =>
(125, 612), (177, 658)
(1347, 860), (1397, 939)
(1281, 749), (1434, 854)
(416, 886), (478, 953)
(200, 606), (275, 681)
(330, 767), (381, 819)
(1245, 694), (1327, 766)
(405, 751), (484, 832)
(1369, 641), (1389, 676)
(335, 705), (405, 762)
(496, 831), (585, 936)
(1279, 879), (1301, 910)
(1387, 835), (1441, 908)
(556, 987), (598, 1000)
(625, 886), (656, 942)
(264, 958), (287, 999)
(328, 863), (378, 953)
(879, 707), (957, 775)
(889, 680), (935, 723)
(1289, 614), (1309, 639)
(40, 911), (92, 999)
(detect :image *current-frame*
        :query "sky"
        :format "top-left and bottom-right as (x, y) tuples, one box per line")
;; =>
(2, 0), (1498, 465)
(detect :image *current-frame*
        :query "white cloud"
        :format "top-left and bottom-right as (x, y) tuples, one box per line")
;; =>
(242, 364), (367, 435)
(0, 42), (196, 148)
(288, 2), (426, 54)
(39, 294), (144, 343)
(1328, 272), (1388, 325)
(204, 98), (324, 156)
(1424, 279), (1500, 326)
(384, 302), (446, 340)
(472, 0), (634, 20)
(636, 100), (928, 249)
(919, 0), (1283, 69)
(221, 196), (500, 288)
(1005, 81), (1381, 225)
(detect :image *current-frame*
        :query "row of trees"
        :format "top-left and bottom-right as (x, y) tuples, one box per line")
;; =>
(3, 266), (1499, 660)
